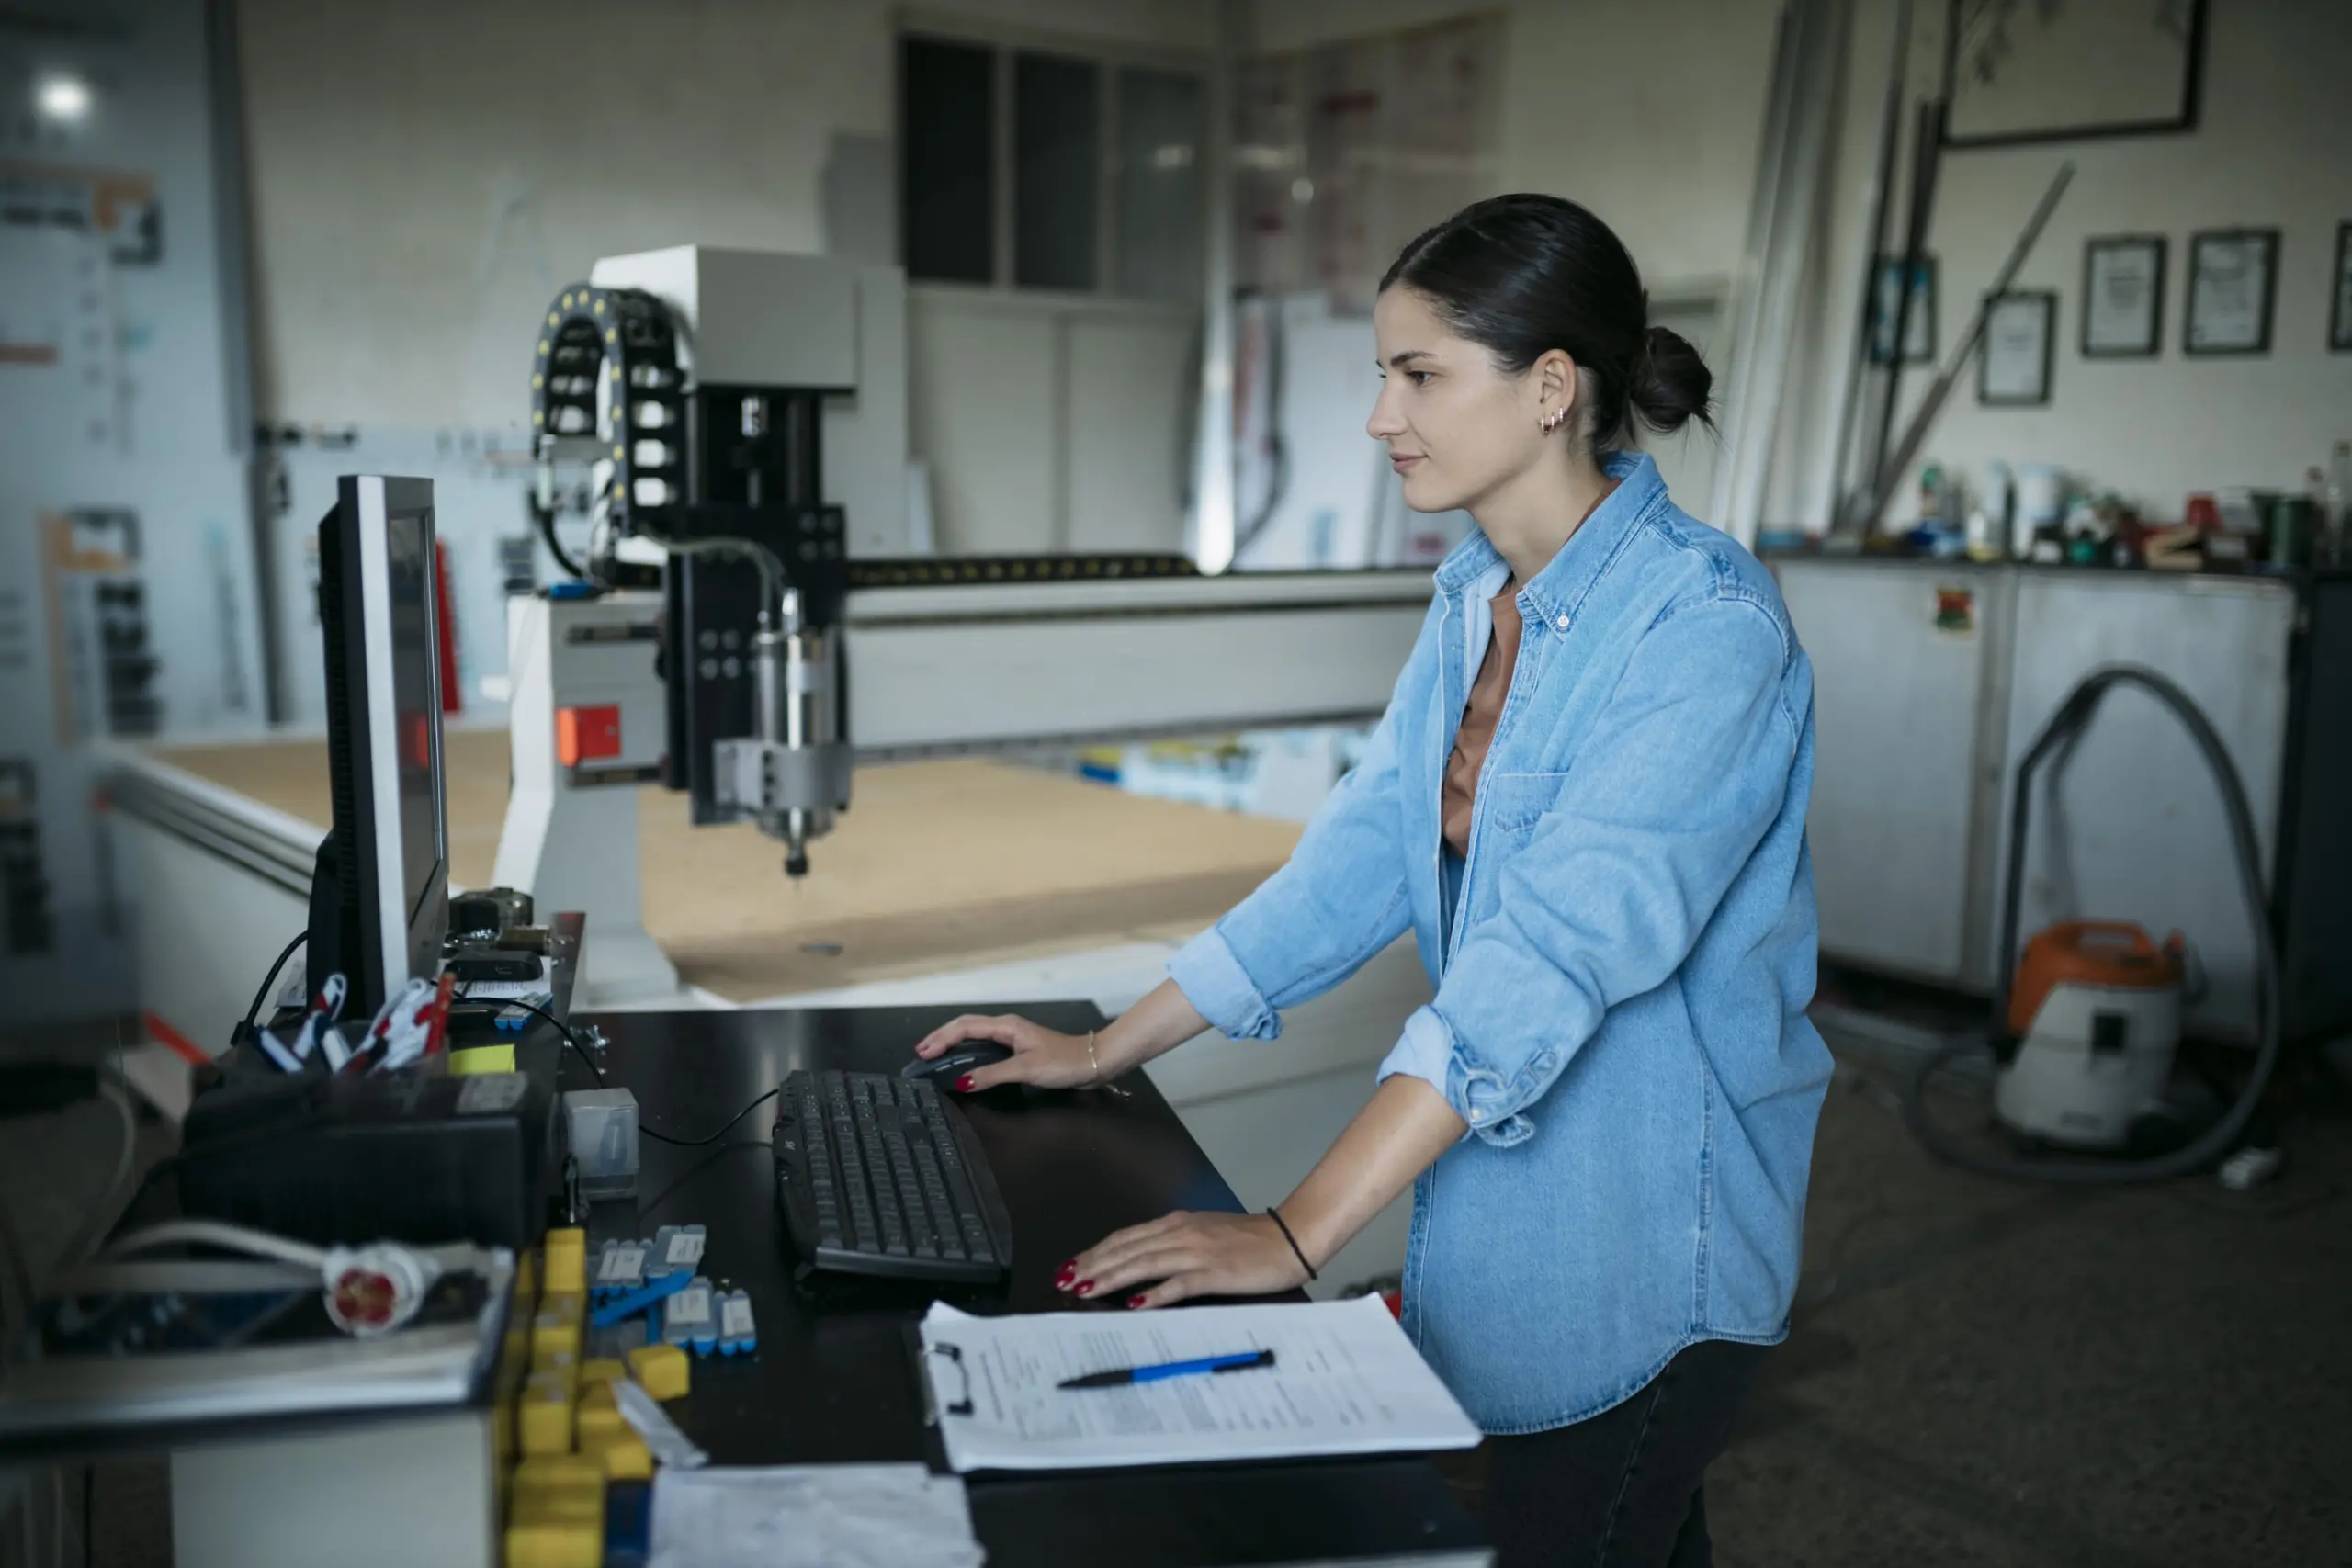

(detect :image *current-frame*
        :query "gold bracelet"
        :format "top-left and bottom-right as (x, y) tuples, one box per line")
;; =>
(1085, 1029), (1101, 1086)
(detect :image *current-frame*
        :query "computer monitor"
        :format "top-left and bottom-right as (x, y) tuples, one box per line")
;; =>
(308, 475), (449, 1018)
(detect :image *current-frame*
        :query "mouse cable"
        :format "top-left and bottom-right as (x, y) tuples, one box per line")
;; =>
(496, 999), (778, 1147)
(241, 930), (309, 1039)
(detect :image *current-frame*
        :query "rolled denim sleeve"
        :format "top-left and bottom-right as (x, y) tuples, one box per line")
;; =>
(1168, 620), (1429, 1042)
(1377, 593), (1800, 1145)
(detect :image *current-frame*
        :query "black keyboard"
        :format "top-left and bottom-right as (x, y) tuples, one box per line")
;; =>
(771, 1068), (1014, 1285)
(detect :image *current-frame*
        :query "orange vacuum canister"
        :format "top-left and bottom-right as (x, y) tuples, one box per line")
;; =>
(1995, 920), (2186, 1149)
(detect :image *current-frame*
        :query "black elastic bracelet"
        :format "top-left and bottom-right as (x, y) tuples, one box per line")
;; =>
(1266, 1207), (1317, 1281)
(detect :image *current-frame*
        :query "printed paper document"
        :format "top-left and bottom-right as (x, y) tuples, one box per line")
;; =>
(918, 1293), (1480, 1472)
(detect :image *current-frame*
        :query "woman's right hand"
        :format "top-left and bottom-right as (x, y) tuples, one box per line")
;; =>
(910, 1012), (1102, 1092)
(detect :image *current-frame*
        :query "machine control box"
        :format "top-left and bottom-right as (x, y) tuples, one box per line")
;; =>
(177, 1067), (566, 1250)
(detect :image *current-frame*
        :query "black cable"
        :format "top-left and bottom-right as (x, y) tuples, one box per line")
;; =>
(1902, 665), (2282, 1185)
(496, 999), (605, 1087)
(242, 930), (308, 1037)
(643, 1089), (780, 1149)
(526, 492), (588, 581)
(503, 999), (778, 1147)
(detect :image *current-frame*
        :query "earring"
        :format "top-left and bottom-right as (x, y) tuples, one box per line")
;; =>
(1540, 409), (1564, 434)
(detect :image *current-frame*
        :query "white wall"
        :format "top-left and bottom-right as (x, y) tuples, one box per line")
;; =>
(1255, 0), (1778, 297)
(1782, 0), (2352, 528)
(1267, 0), (2352, 533)
(233, 0), (1217, 559)
(235, 0), (1212, 432)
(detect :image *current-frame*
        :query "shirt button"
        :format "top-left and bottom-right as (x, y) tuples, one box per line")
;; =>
(1555, 614), (1570, 631)
(1468, 1108), (1485, 1122)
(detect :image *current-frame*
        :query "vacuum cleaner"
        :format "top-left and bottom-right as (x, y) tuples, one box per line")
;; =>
(1902, 665), (2281, 1184)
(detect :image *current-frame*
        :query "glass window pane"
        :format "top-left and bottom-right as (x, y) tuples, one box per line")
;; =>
(1013, 51), (1100, 291)
(1117, 68), (1205, 301)
(902, 38), (995, 284)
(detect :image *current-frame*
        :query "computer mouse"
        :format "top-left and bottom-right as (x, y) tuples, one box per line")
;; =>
(902, 1040), (1015, 1082)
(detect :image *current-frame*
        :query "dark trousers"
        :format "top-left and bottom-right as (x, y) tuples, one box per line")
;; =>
(1479, 1338), (1766, 1568)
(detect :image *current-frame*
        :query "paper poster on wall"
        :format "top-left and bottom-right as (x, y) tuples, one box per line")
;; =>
(40, 512), (163, 745)
(0, 761), (53, 958)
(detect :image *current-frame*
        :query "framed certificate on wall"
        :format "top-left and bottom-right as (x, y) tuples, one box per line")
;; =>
(2082, 235), (2165, 357)
(2186, 229), (2278, 355)
(1980, 290), (2056, 406)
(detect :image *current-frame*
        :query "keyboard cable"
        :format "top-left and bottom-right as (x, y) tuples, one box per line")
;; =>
(493, 999), (778, 1147)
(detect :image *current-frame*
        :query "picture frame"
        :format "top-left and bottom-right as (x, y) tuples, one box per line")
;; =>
(2332, 222), (2352, 353)
(2185, 228), (2278, 356)
(1868, 254), (1937, 366)
(2081, 235), (2165, 358)
(1943, 0), (2205, 149)
(1978, 290), (2055, 407)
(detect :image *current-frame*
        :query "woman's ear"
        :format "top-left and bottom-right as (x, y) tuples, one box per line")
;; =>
(1535, 349), (1578, 420)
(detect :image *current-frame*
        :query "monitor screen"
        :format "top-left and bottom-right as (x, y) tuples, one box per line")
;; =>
(381, 502), (446, 930)
(318, 474), (449, 1013)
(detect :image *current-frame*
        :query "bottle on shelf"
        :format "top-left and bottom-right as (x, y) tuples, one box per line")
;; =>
(2323, 441), (2351, 567)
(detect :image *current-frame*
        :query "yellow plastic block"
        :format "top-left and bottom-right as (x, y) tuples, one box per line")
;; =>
(503, 1515), (600, 1568)
(541, 1230), (587, 1294)
(517, 1374), (575, 1458)
(579, 1357), (627, 1389)
(579, 1379), (616, 1412)
(531, 1348), (579, 1391)
(628, 1342), (690, 1402)
(513, 1454), (603, 1500)
(587, 1432), (653, 1482)
(531, 1297), (584, 1360)
(514, 1249), (538, 1307)
(574, 1401), (626, 1451)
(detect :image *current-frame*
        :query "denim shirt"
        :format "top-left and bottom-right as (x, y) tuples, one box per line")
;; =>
(1169, 452), (1831, 1434)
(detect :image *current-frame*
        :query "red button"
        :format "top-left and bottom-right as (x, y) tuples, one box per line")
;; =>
(557, 705), (621, 766)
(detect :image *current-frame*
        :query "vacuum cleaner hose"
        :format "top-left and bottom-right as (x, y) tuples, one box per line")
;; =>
(1900, 664), (2281, 1184)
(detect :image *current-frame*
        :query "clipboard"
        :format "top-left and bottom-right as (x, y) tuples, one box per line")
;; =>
(912, 1297), (1480, 1474)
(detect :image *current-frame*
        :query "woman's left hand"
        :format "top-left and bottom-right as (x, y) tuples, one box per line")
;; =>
(1057, 1210), (1310, 1308)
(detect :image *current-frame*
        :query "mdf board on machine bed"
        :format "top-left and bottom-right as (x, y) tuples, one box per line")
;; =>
(150, 731), (1302, 1002)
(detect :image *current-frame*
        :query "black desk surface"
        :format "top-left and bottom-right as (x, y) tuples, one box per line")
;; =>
(572, 1001), (1488, 1567)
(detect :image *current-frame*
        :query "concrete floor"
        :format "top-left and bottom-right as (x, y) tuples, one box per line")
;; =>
(1708, 1037), (2352, 1568)
(3, 1026), (2346, 1567)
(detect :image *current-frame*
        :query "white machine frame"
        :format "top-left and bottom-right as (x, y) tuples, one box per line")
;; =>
(491, 569), (1431, 1006)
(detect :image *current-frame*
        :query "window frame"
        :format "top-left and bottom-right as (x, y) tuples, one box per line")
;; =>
(898, 11), (1210, 305)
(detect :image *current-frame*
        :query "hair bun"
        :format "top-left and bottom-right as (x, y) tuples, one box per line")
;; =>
(1630, 324), (1713, 436)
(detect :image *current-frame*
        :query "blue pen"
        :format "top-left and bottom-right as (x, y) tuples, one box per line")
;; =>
(1057, 1348), (1276, 1389)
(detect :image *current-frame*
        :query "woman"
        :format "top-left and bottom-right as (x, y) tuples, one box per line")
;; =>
(912, 194), (1831, 1568)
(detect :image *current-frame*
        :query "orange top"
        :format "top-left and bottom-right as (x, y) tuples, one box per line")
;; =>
(1441, 481), (1618, 858)
(1442, 580), (1522, 857)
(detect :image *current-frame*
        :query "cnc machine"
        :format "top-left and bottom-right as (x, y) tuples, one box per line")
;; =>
(493, 247), (1433, 1006)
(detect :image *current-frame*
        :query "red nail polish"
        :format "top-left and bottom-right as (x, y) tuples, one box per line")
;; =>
(1056, 1261), (1076, 1283)
(956, 1075), (975, 1092)
(1075, 1280), (1094, 1296)
(1127, 1294), (1147, 1309)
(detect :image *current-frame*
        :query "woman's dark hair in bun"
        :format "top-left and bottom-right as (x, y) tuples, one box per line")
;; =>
(1381, 193), (1713, 451)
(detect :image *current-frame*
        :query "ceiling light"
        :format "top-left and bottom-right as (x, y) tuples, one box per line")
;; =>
(36, 74), (92, 123)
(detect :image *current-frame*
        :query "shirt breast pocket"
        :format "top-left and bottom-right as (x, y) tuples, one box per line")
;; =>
(1483, 770), (1571, 837)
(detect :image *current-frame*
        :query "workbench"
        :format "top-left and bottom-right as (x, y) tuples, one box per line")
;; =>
(138, 998), (1487, 1566)
(566, 999), (1488, 1566)
(105, 727), (1433, 1297)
